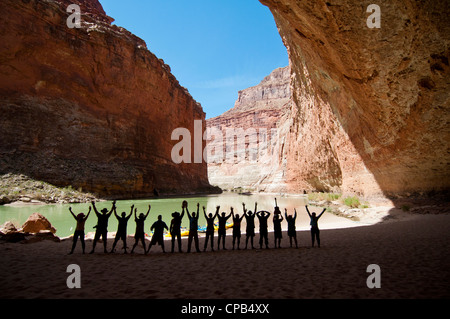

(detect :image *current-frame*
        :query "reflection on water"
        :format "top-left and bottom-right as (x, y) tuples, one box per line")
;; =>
(0, 193), (356, 237)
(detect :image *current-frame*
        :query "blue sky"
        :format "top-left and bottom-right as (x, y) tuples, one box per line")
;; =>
(100, 0), (288, 119)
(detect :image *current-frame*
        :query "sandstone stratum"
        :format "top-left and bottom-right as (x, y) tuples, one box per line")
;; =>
(207, 66), (291, 193)
(0, 0), (217, 198)
(259, 0), (449, 200)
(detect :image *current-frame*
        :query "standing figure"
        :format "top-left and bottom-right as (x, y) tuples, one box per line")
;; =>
(305, 205), (326, 247)
(231, 207), (244, 250)
(273, 211), (284, 248)
(186, 203), (201, 253)
(217, 209), (232, 250)
(110, 204), (133, 253)
(203, 205), (219, 251)
(285, 208), (298, 248)
(169, 201), (186, 253)
(68, 206), (91, 254)
(147, 214), (168, 253)
(243, 202), (257, 249)
(130, 205), (151, 254)
(89, 201), (115, 254)
(256, 210), (271, 249)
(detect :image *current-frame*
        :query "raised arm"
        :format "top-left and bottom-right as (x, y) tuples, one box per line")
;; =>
(294, 208), (297, 220)
(107, 200), (116, 216)
(127, 205), (134, 219)
(242, 203), (247, 215)
(145, 204), (151, 219)
(305, 205), (312, 218)
(69, 207), (77, 219)
(318, 208), (326, 219)
(254, 202), (258, 215)
(196, 203), (200, 220)
(91, 201), (100, 216)
(284, 208), (288, 220)
(230, 207), (235, 219)
(203, 206), (208, 219)
(84, 206), (91, 220)
(113, 206), (119, 219)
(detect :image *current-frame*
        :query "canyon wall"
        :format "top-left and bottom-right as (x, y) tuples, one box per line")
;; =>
(260, 0), (450, 199)
(206, 66), (291, 192)
(0, 0), (215, 198)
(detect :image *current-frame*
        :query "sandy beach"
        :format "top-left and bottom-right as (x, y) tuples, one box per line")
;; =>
(0, 208), (449, 300)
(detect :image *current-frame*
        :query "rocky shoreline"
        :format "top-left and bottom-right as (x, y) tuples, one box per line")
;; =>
(0, 173), (99, 205)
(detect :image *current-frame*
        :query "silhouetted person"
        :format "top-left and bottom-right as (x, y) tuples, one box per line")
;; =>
(257, 210), (271, 249)
(110, 204), (133, 253)
(68, 206), (91, 254)
(89, 201), (115, 254)
(231, 207), (244, 250)
(203, 205), (218, 251)
(170, 201), (186, 253)
(186, 203), (201, 253)
(217, 208), (232, 250)
(147, 214), (168, 253)
(285, 208), (298, 248)
(131, 205), (151, 254)
(273, 210), (284, 248)
(243, 202), (257, 249)
(274, 198), (282, 215)
(306, 205), (326, 247)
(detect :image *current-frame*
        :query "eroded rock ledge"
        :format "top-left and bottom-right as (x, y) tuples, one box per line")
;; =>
(260, 0), (449, 199)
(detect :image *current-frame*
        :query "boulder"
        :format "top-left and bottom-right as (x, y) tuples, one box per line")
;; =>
(22, 213), (56, 234)
(0, 221), (17, 234)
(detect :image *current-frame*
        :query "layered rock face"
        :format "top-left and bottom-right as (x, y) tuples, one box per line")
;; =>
(0, 0), (214, 198)
(207, 66), (291, 192)
(260, 0), (450, 198)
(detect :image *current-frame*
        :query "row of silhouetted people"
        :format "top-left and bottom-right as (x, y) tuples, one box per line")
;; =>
(68, 200), (326, 255)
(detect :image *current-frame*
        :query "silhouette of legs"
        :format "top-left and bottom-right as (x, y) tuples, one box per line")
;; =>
(232, 235), (241, 250)
(311, 227), (320, 247)
(111, 233), (127, 253)
(131, 234), (147, 254)
(171, 233), (182, 253)
(217, 233), (227, 250)
(245, 235), (254, 249)
(274, 237), (281, 249)
(69, 230), (85, 254)
(259, 232), (269, 249)
(90, 230), (108, 254)
(204, 232), (214, 251)
(187, 232), (200, 253)
(289, 235), (298, 248)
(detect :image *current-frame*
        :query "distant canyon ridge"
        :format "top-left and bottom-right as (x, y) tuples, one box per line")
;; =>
(1, 0), (448, 201)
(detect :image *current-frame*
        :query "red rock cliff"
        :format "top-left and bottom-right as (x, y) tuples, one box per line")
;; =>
(0, 0), (215, 198)
(206, 66), (291, 192)
(260, 0), (450, 199)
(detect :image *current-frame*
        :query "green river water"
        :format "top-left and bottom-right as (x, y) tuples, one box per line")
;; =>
(0, 193), (357, 238)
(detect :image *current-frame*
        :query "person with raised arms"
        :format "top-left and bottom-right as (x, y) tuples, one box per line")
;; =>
(130, 205), (151, 254)
(203, 205), (219, 252)
(305, 205), (326, 248)
(68, 205), (91, 254)
(243, 202), (257, 249)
